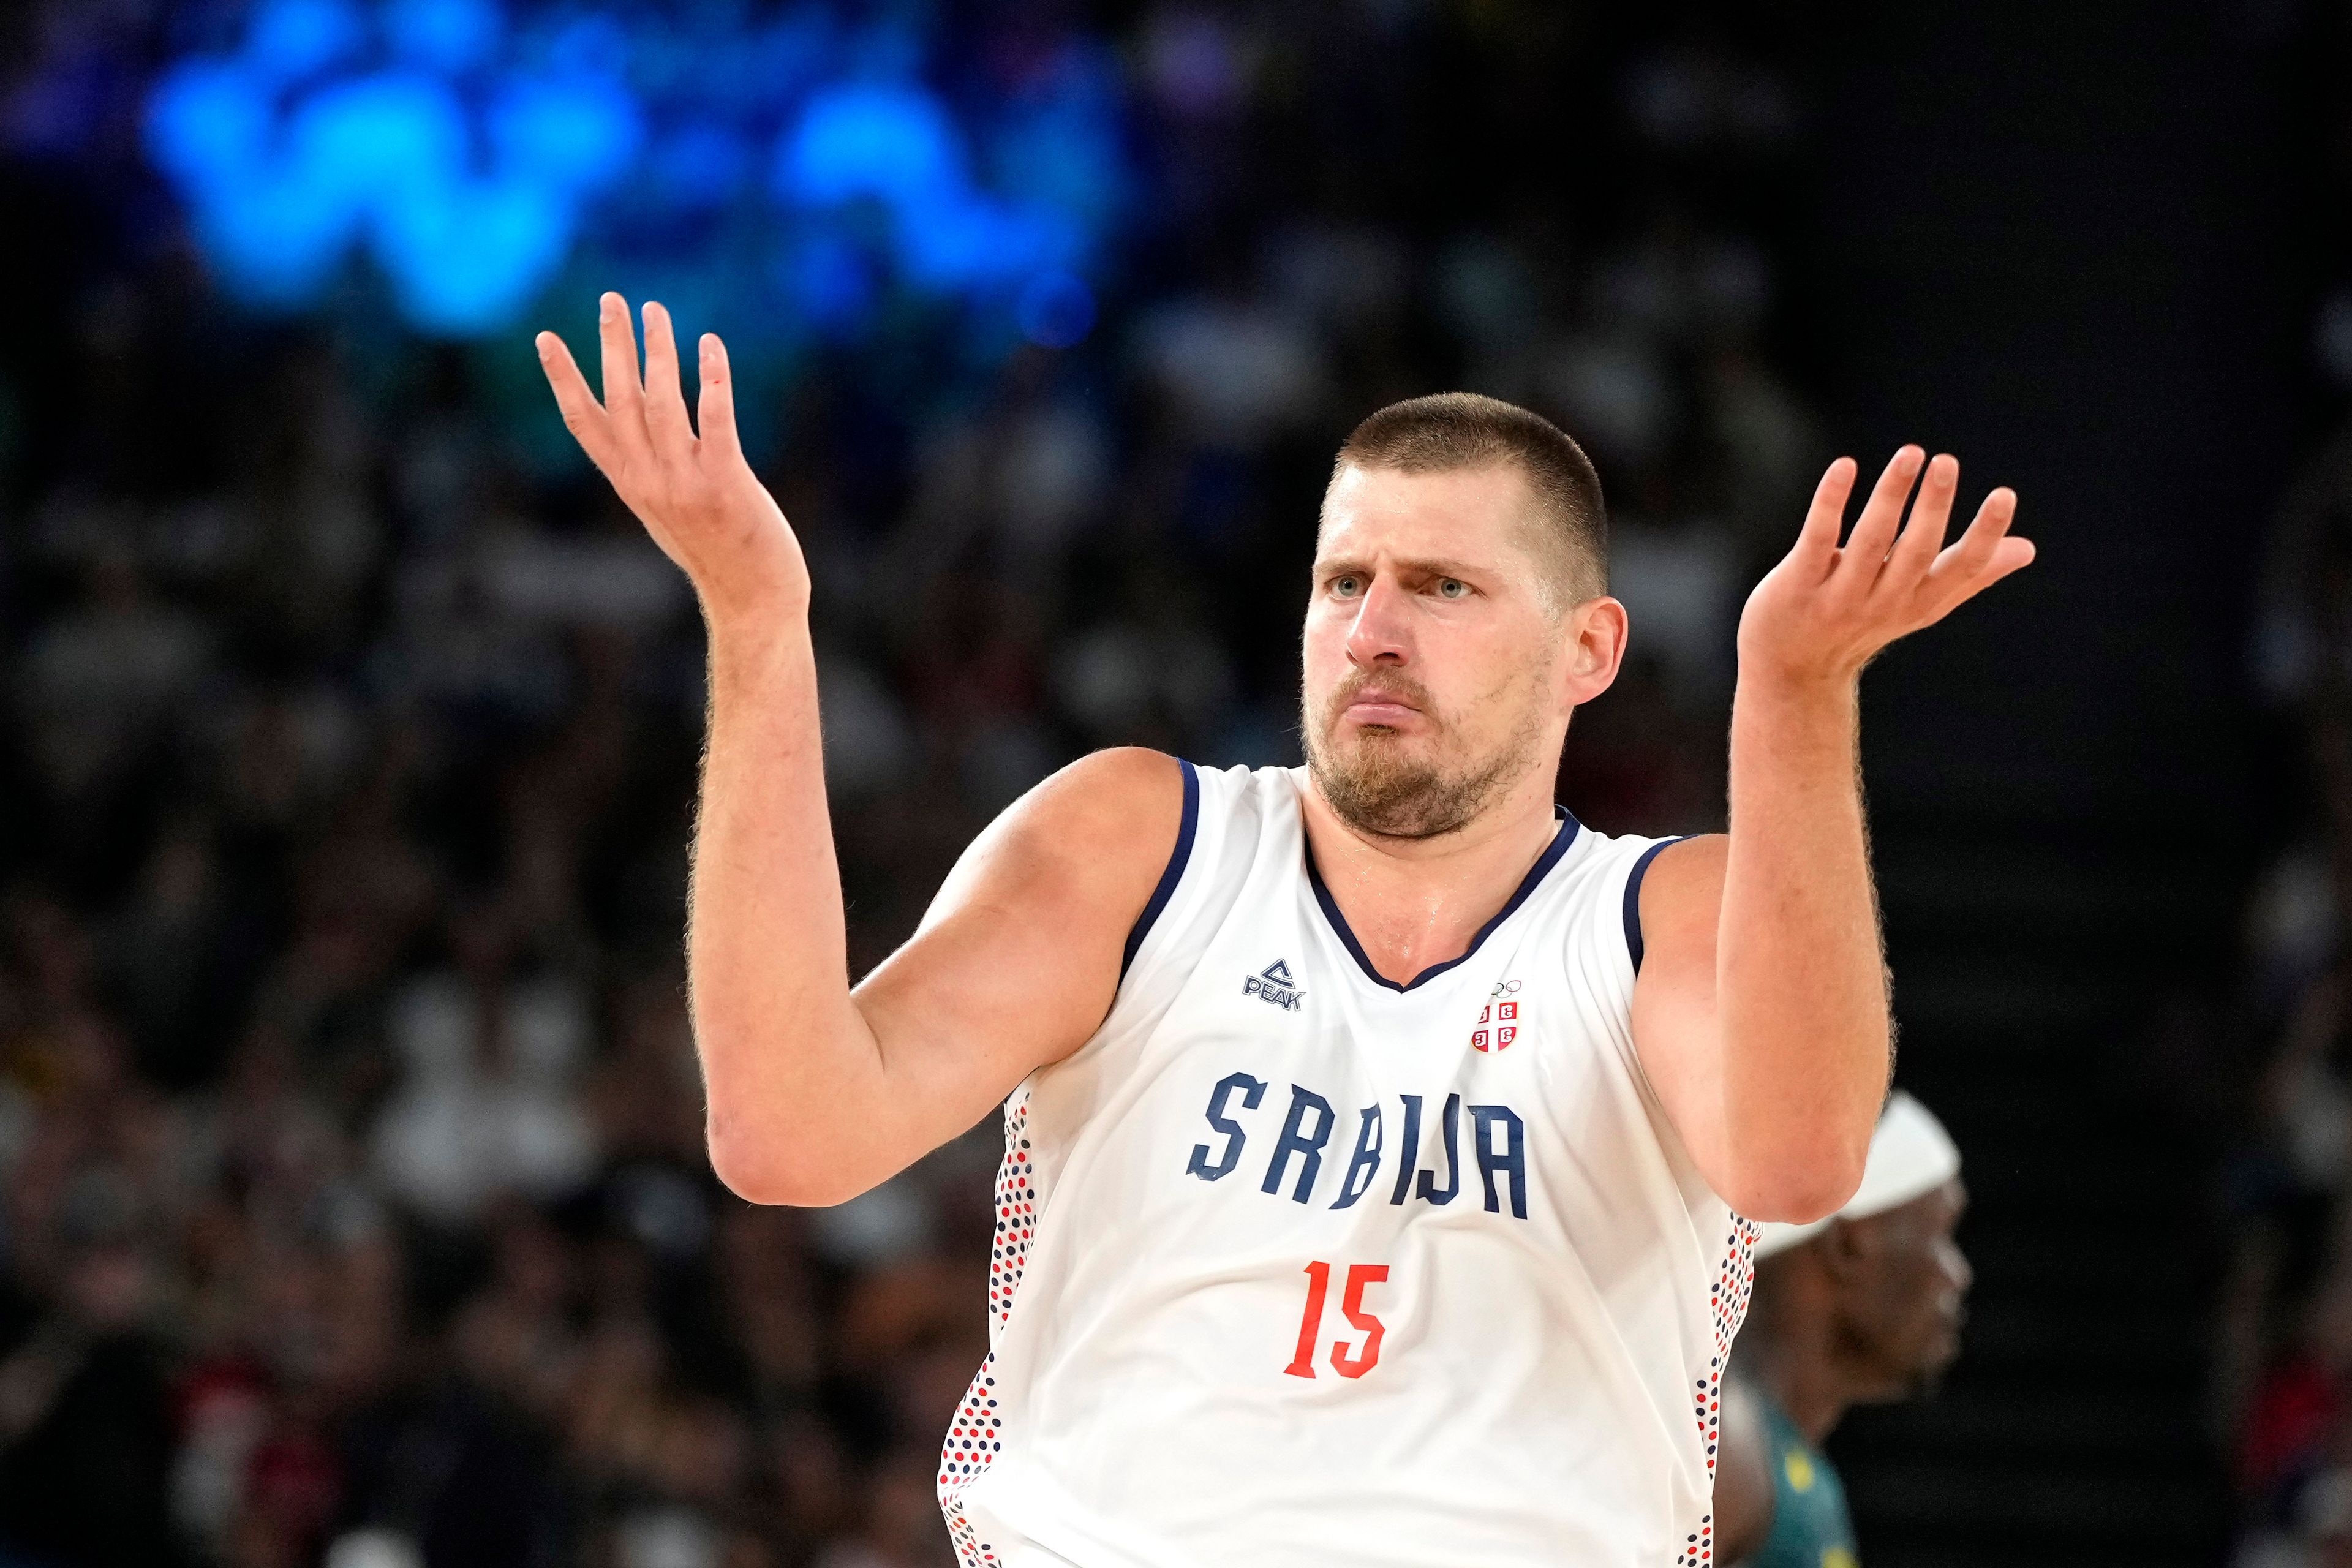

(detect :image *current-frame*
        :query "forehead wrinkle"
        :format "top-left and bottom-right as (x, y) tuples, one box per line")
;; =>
(1316, 549), (1495, 581)
(1320, 458), (1526, 533)
(1319, 461), (1590, 612)
(1314, 503), (1548, 583)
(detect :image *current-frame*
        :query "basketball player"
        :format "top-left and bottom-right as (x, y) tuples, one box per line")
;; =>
(1713, 1092), (1970, 1568)
(533, 295), (2033, 1567)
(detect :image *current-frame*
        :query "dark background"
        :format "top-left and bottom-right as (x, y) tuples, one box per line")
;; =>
(1823, 7), (2294, 1567)
(0, 1), (2339, 1565)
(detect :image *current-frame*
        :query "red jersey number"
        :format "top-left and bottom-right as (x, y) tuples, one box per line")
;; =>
(1283, 1261), (1389, 1380)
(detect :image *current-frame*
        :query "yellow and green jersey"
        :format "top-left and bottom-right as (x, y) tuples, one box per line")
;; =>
(1748, 1392), (1860, 1568)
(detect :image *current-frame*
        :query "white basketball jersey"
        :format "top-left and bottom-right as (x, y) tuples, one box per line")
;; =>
(937, 762), (1757, 1568)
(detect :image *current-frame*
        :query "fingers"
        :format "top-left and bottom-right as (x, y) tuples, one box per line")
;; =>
(640, 300), (696, 466)
(1879, 451), (1958, 587)
(1983, 533), (2037, 584)
(1921, 486), (2032, 616)
(1789, 457), (1856, 575)
(535, 331), (617, 473)
(1837, 446), (1924, 576)
(698, 333), (743, 462)
(1935, 485), (2019, 576)
(598, 292), (652, 473)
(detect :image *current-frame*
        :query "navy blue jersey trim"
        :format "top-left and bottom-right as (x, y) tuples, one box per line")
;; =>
(1305, 807), (1581, 993)
(1622, 837), (1685, 973)
(1121, 756), (1200, 977)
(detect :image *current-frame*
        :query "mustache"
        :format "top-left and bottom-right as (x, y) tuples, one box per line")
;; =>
(1324, 671), (1441, 720)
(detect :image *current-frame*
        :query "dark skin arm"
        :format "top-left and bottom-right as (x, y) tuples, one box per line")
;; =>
(1713, 1375), (1778, 1565)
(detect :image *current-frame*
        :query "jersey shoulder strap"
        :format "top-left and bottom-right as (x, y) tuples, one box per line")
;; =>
(1104, 760), (1288, 1027)
(1546, 824), (1684, 1079)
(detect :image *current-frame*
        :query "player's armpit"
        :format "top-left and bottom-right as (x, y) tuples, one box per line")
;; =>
(804, 747), (1186, 1197)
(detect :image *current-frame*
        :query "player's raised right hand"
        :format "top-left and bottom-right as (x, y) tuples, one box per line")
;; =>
(536, 293), (808, 627)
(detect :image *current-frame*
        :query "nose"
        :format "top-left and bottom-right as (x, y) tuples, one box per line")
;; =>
(1943, 1240), (1973, 1297)
(1343, 576), (1414, 669)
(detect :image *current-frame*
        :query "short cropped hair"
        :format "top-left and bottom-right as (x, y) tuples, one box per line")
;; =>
(1327, 392), (1608, 604)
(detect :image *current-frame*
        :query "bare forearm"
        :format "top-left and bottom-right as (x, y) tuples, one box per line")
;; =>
(1716, 671), (1887, 1210)
(1637, 447), (2027, 1220)
(692, 608), (880, 1194)
(533, 298), (1146, 1207)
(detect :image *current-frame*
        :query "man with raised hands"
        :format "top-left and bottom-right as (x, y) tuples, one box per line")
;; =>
(534, 295), (2032, 1568)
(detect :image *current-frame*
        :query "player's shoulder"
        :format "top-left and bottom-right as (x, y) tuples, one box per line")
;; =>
(1548, 821), (1722, 894)
(1549, 827), (1723, 978)
(985, 748), (1194, 887)
(1623, 831), (1724, 963)
(1012, 750), (1281, 838)
(986, 751), (1291, 916)
(1602, 830), (1722, 905)
(1645, 831), (1727, 887)
(924, 749), (1196, 942)
(1017, 745), (1185, 833)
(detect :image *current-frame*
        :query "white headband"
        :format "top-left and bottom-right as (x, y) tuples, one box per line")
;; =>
(1749, 1091), (1961, 1261)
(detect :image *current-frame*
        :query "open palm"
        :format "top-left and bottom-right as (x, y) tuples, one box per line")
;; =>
(1740, 447), (2034, 685)
(536, 294), (809, 624)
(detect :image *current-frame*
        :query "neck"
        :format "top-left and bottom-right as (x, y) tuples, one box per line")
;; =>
(1740, 1335), (1844, 1438)
(1740, 1294), (1863, 1447)
(1298, 763), (1564, 986)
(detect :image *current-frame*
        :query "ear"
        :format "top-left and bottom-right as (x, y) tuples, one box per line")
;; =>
(1814, 1217), (1876, 1286)
(1562, 595), (1629, 709)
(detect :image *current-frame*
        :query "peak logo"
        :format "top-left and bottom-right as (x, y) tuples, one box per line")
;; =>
(1243, 959), (1304, 1012)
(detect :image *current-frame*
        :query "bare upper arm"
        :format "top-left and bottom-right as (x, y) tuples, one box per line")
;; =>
(1628, 833), (1730, 1173)
(849, 747), (1188, 1146)
(1629, 845), (1798, 1564)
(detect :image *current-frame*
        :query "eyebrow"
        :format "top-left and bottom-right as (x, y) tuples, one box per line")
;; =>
(1313, 554), (1491, 580)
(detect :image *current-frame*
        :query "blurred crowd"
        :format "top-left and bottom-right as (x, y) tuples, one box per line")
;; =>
(0, 4), (1824, 1566)
(2217, 8), (2352, 1559)
(2228, 416), (2352, 1568)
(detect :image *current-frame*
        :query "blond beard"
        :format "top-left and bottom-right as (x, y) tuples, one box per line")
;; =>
(1301, 679), (1547, 841)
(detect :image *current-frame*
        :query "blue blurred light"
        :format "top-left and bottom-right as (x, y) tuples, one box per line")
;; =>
(545, 13), (630, 79)
(195, 163), (356, 304)
(787, 233), (876, 335)
(488, 72), (644, 195)
(125, 0), (1136, 343)
(649, 121), (749, 210)
(246, 0), (365, 82)
(146, 62), (273, 189)
(896, 195), (1000, 288)
(377, 176), (570, 333)
(989, 47), (1129, 225)
(383, 0), (502, 74)
(780, 85), (965, 208)
(295, 74), (467, 219)
(1017, 270), (1095, 349)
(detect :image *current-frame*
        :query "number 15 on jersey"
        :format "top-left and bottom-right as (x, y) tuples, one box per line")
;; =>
(1284, 1261), (1389, 1379)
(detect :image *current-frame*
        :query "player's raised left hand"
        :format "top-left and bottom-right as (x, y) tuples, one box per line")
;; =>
(1737, 447), (2033, 687)
(535, 295), (809, 629)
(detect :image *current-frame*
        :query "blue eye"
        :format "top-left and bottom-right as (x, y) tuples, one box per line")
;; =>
(1437, 578), (1468, 599)
(1333, 575), (1363, 597)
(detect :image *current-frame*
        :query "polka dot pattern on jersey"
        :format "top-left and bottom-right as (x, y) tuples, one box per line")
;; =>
(938, 1089), (1036, 1568)
(1675, 1214), (1758, 1568)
